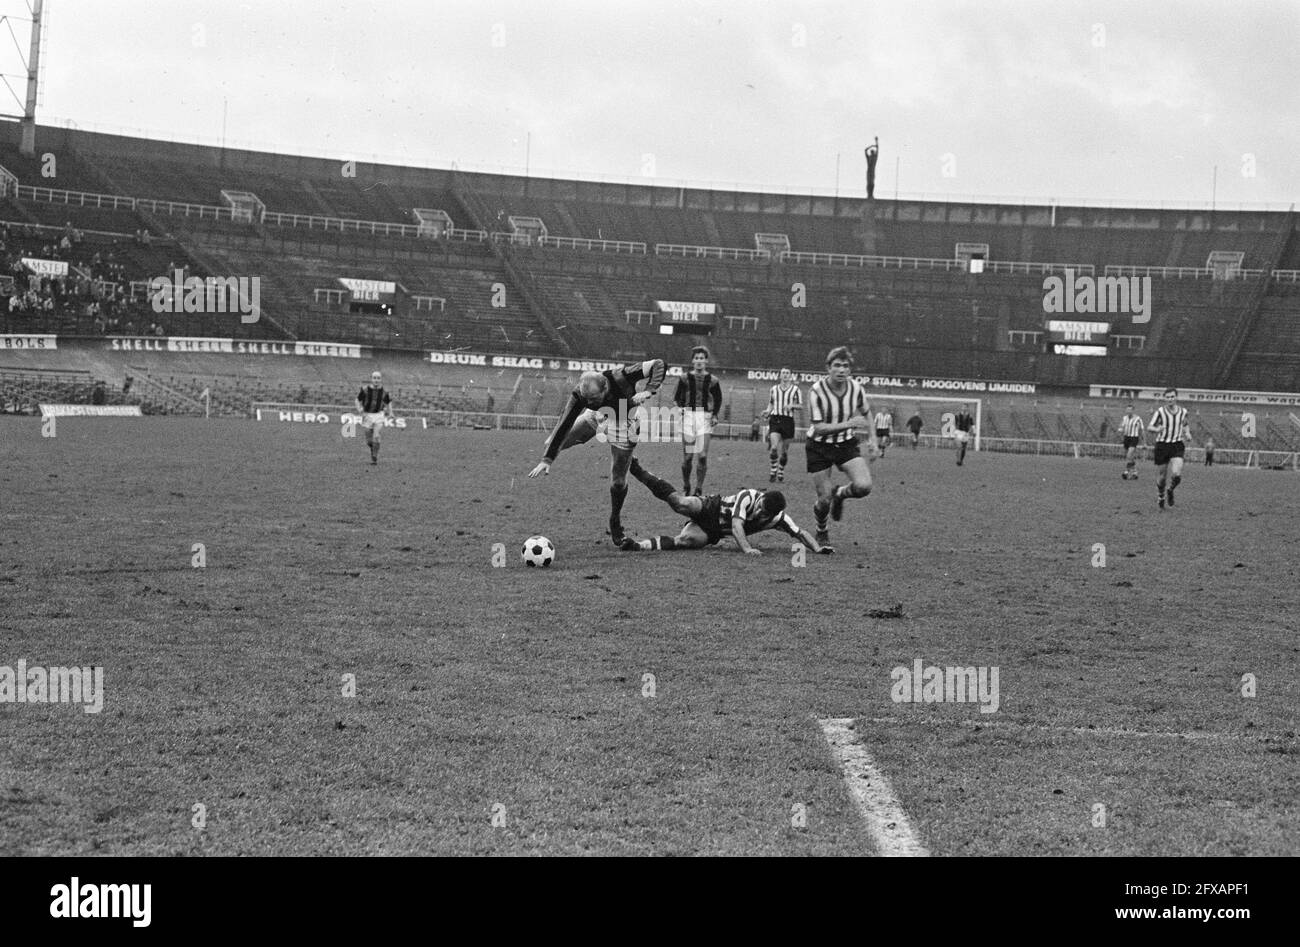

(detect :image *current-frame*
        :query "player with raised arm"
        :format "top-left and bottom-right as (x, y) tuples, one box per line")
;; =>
(954, 403), (976, 466)
(762, 367), (803, 482)
(674, 346), (723, 495)
(527, 358), (667, 544)
(1149, 387), (1192, 510)
(619, 458), (832, 554)
(356, 370), (393, 465)
(1119, 404), (1145, 480)
(806, 346), (875, 546)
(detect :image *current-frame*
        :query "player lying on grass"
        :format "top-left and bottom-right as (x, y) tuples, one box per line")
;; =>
(618, 458), (833, 555)
(527, 359), (666, 544)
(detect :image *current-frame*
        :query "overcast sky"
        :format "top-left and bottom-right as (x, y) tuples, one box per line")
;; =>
(10, 1), (1298, 206)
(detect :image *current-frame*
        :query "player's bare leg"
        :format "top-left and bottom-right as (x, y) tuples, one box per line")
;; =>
(680, 442), (694, 495)
(1166, 456), (1184, 506)
(1156, 461), (1169, 509)
(811, 467), (836, 544)
(623, 459), (705, 550)
(829, 455), (873, 522)
(767, 431), (782, 482)
(609, 446), (634, 544)
(693, 432), (711, 494)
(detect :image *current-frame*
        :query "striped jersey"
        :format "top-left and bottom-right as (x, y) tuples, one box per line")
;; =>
(1119, 414), (1145, 438)
(357, 385), (391, 413)
(674, 371), (723, 414)
(715, 489), (800, 537)
(1149, 404), (1191, 443)
(874, 410), (893, 431)
(767, 382), (803, 417)
(808, 376), (871, 444)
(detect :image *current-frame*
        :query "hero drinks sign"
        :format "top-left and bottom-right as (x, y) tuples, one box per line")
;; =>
(271, 410), (409, 426)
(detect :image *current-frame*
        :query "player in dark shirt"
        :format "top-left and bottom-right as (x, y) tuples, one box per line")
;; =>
(953, 404), (975, 466)
(619, 458), (832, 555)
(673, 346), (723, 495)
(528, 359), (666, 544)
(356, 370), (393, 465)
(906, 412), (923, 449)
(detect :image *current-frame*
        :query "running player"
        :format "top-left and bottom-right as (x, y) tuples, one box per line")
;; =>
(761, 367), (803, 482)
(527, 358), (667, 543)
(356, 370), (393, 465)
(906, 411), (923, 449)
(1119, 404), (1145, 480)
(806, 346), (875, 546)
(619, 458), (832, 554)
(674, 346), (723, 495)
(874, 405), (894, 455)
(954, 403), (976, 466)
(1149, 387), (1192, 509)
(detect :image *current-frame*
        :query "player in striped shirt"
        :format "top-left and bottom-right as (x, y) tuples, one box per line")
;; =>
(761, 367), (803, 482)
(619, 458), (833, 554)
(806, 346), (876, 545)
(1148, 387), (1192, 509)
(356, 370), (393, 465)
(528, 358), (666, 544)
(1119, 404), (1145, 480)
(874, 407), (894, 455)
(673, 346), (723, 495)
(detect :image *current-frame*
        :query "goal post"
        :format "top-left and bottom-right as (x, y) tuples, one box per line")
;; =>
(852, 392), (982, 452)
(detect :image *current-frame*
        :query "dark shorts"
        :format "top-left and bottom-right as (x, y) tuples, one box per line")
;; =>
(1153, 441), (1185, 466)
(686, 494), (727, 545)
(1123, 436), (1140, 450)
(875, 428), (890, 439)
(806, 437), (861, 473)
(768, 415), (795, 440)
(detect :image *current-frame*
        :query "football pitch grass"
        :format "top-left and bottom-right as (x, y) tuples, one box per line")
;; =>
(1, 417), (1296, 856)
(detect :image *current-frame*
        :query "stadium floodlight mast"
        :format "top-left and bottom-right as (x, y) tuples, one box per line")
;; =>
(0, 0), (44, 155)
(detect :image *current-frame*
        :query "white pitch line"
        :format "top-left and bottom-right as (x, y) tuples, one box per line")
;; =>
(854, 716), (1243, 741)
(817, 717), (929, 857)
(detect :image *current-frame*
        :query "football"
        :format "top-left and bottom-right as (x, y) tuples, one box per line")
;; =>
(521, 535), (556, 567)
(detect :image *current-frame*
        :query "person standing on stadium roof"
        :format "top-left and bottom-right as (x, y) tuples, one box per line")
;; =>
(528, 358), (667, 545)
(762, 366), (803, 483)
(674, 346), (723, 496)
(865, 137), (880, 200)
(806, 346), (876, 547)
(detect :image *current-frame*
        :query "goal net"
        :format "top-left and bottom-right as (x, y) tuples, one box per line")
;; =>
(850, 392), (982, 452)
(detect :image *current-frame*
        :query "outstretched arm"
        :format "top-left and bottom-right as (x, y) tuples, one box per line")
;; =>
(531, 392), (584, 476)
(732, 519), (761, 555)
